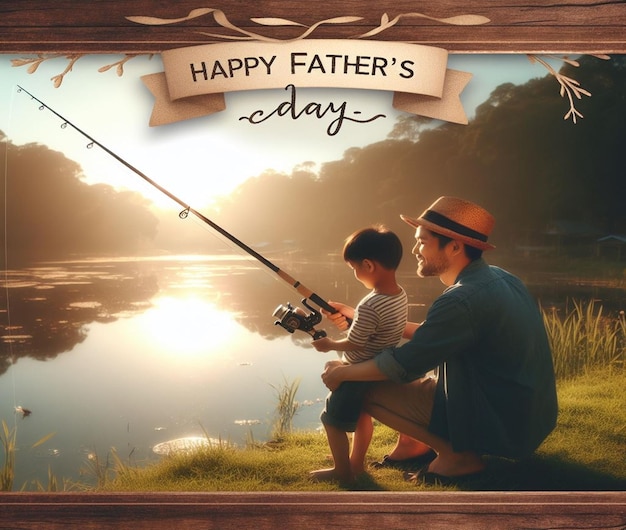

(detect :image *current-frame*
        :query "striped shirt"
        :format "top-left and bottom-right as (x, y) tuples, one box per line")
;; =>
(343, 287), (408, 364)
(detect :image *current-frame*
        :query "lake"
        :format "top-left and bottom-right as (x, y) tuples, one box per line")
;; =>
(1, 254), (624, 489)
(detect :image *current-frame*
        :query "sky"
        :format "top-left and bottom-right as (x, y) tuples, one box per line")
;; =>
(0, 52), (557, 210)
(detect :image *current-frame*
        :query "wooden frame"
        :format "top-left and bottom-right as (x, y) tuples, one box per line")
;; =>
(1, 1), (625, 527)
(1, 0), (626, 54)
(0, 491), (624, 529)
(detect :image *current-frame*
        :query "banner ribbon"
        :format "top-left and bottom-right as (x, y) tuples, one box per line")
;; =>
(143, 40), (471, 127)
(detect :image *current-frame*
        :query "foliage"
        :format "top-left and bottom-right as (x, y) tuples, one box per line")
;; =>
(212, 55), (626, 254)
(4, 57), (626, 260)
(0, 141), (158, 263)
(79, 449), (112, 489)
(270, 377), (302, 438)
(1, 421), (56, 492)
(543, 300), (625, 380)
(0, 420), (16, 491)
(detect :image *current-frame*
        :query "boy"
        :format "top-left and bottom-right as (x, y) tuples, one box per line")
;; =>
(310, 225), (407, 484)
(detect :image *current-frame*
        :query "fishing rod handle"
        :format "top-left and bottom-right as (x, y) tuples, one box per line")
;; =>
(308, 293), (353, 326)
(308, 293), (341, 315)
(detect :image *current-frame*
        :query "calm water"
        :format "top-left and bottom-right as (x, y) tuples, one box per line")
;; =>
(1, 255), (624, 488)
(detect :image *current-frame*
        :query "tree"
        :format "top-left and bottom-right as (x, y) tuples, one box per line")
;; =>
(0, 138), (159, 263)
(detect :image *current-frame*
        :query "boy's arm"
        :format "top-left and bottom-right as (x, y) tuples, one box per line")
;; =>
(403, 321), (422, 340)
(311, 337), (360, 353)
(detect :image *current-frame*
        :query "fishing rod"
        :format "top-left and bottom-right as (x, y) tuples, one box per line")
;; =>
(16, 84), (344, 340)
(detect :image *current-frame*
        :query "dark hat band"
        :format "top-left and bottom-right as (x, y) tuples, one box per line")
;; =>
(421, 210), (489, 243)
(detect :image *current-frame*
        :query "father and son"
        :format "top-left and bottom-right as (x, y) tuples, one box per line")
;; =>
(308, 196), (558, 485)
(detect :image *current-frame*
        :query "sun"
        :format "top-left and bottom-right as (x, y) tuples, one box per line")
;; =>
(138, 296), (241, 358)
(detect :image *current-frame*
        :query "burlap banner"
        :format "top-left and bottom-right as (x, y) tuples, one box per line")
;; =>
(143, 40), (471, 127)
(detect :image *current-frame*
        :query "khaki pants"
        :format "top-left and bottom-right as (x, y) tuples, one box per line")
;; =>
(365, 375), (437, 428)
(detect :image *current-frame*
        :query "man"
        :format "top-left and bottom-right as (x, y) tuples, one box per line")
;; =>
(320, 196), (558, 483)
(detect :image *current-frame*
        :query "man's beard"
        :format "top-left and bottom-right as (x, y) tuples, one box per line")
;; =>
(417, 254), (449, 278)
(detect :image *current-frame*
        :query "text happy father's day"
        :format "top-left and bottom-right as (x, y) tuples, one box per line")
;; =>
(188, 51), (422, 135)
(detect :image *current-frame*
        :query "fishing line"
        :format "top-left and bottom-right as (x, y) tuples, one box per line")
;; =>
(16, 85), (345, 338)
(2, 86), (21, 425)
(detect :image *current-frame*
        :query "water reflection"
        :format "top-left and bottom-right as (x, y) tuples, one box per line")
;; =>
(0, 261), (160, 373)
(0, 254), (623, 488)
(0, 255), (390, 487)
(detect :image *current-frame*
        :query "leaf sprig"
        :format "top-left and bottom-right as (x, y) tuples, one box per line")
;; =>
(528, 54), (610, 124)
(126, 8), (489, 42)
(11, 8), (490, 86)
(10, 5), (608, 126)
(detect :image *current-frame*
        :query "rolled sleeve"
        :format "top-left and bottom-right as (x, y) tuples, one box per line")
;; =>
(374, 294), (473, 383)
(374, 348), (410, 383)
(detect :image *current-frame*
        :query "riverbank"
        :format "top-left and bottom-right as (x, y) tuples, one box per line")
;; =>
(99, 369), (626, 492)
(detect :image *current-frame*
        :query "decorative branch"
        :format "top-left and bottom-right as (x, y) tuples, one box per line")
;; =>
(126, 8), (489, 42)
(354, 11), (490, 39)
(11, 8), (489, 85)
(11, 54), (82, 87)
(97, 54), (154, 77)
(10, 6), (610, 126)
(527, 54), (610, 124)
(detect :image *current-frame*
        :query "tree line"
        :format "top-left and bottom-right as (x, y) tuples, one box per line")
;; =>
(2, 55), (624, 263)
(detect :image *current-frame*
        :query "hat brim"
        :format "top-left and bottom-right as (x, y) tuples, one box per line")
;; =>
(401, 214), (496, 251)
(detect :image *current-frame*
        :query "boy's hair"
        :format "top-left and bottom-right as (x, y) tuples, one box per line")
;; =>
(343, 225), (403, 270)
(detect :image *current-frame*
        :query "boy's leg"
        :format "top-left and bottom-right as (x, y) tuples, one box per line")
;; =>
(311, 382), (368, 483)
(310, 423), (352, 483)
(350, 412), (373, 475)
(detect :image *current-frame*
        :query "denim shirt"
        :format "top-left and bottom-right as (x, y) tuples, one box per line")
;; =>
(375, 258), (558, 458)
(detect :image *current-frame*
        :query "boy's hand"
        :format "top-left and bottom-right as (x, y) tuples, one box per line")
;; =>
(311, 337), (333, 352)
(323, 301), (353, 331)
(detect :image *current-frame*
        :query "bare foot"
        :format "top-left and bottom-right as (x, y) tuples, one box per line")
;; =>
(350, 463), (365, 476)
(309, 467), (353, 484)
(386, 436), (432, 461)
(425, 453), (485, 477)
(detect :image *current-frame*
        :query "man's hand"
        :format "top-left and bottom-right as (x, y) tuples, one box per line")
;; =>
(321, 360), (345, 391)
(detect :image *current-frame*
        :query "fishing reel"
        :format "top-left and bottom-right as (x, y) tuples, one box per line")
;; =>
(273, 298), (327, 340)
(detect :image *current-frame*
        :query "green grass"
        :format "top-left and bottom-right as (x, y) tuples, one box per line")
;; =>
(482, 370), (626, 491)
(99, 370), (626, 492)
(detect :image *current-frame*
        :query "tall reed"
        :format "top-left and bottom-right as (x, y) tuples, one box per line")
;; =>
(0, 420), (56, 491)
(270, 377), (301, 438)
(81, 450), (111, 489)
(542, 299), (625, 380)
(0, 420), (16, 491)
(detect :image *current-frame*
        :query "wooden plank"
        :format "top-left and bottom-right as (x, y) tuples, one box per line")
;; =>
(1, 491), (625, 530)
(1, 1), (625, 528)
(0, 0), (625, 53)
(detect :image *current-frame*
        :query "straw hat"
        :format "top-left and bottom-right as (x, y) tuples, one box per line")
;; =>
(401, 196), (495, 250)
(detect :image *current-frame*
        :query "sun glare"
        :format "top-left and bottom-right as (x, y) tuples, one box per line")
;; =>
(139, 296), (241, 358)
